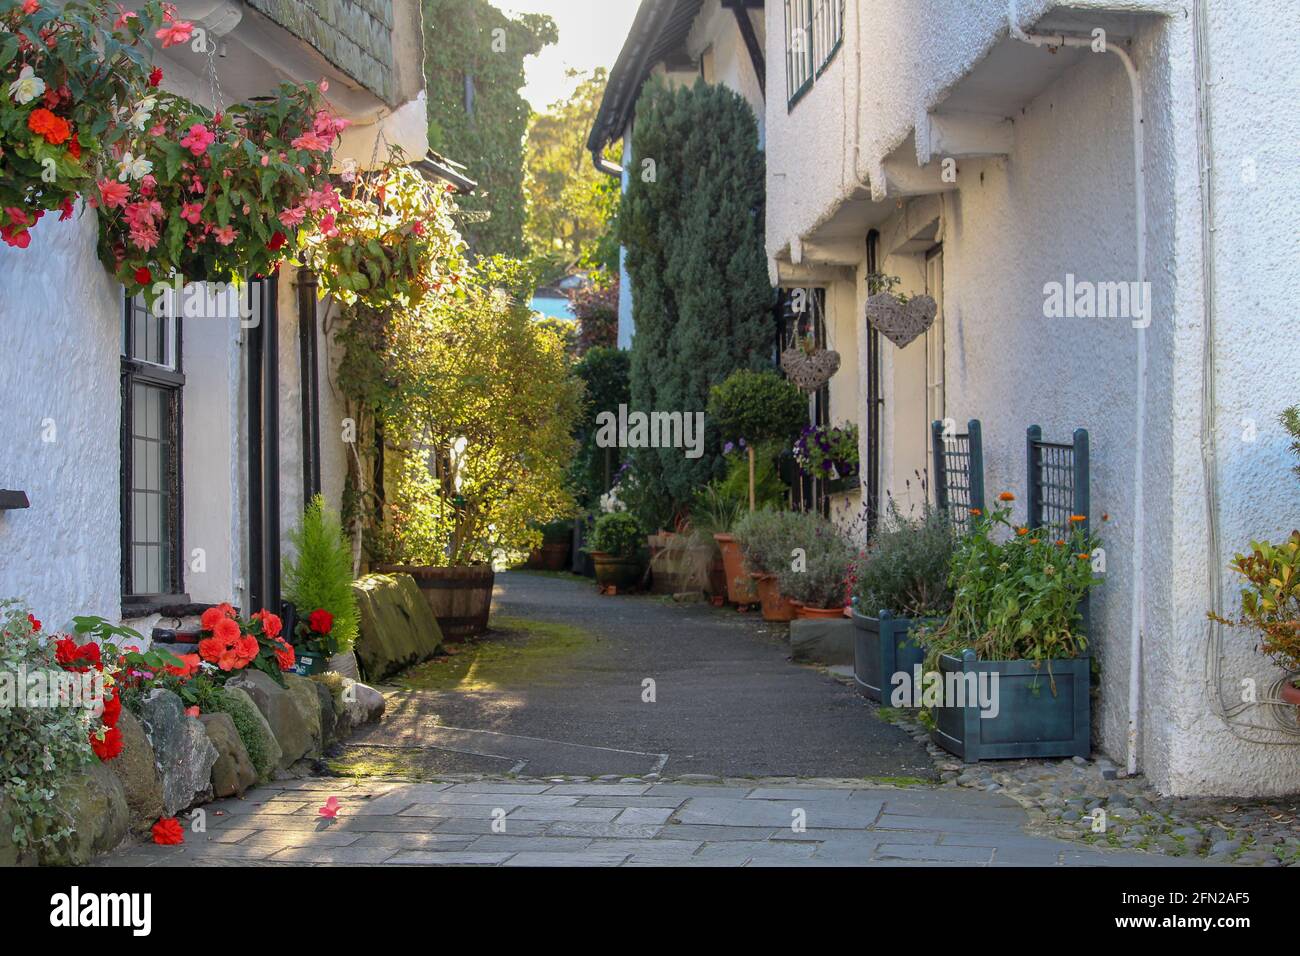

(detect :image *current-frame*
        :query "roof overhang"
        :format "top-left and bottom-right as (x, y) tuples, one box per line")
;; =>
(586, 0), (706, 175)
(773, 4), (1157, 282)
(145, 0), (428, 170)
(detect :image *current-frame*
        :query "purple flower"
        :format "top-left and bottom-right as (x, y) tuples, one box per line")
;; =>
(724, 441), (735, 454)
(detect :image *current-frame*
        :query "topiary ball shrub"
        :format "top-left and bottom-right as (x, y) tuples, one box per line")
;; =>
(708, 369), (808, 446)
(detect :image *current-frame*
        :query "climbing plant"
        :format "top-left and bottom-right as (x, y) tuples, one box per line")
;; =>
(422, 0), (556, 257)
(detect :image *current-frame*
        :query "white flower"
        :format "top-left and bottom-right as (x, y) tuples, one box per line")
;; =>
(125, 96), (156, 131)
(8, 65), (45, 105)
(117, 152), (153, 182)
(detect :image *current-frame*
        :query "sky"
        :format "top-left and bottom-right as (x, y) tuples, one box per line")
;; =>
(501, 0), (643, 111)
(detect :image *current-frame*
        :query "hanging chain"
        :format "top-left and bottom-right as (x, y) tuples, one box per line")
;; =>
(206, 42), (223, 117)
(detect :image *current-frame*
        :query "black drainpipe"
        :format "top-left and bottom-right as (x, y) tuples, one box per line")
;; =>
(866, 230), (882, 539)
(247, 276), (282, 614)
(263, 273), (281, 613)
(297, 268), (322, 506)
(247, 285), (264, 613)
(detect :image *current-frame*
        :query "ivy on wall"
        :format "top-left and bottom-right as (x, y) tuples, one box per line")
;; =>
(422, 0), (556, 257)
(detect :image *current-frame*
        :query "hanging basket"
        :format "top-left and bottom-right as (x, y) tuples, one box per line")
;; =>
(781, 346), (841, 392)
(864, 293), (937, 348)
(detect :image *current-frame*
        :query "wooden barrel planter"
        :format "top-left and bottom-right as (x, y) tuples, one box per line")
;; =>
(374, 564), (494, 641)
(590, 552), (642, 592)
(791, 602), (844, 620)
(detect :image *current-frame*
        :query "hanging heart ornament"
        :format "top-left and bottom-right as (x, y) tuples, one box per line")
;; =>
(781, 346), (841, 391)
(864, 293), (937, 348)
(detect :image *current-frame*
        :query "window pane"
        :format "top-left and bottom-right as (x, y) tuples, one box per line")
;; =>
(129, 382), (172, 594)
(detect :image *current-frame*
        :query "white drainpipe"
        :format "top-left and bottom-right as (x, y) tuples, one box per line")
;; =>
(1010, 4), (1148, 776)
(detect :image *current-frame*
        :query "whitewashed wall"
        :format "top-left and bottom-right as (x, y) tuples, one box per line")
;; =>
(0, 209), (122, 630)
(764, 0), (1300, 795)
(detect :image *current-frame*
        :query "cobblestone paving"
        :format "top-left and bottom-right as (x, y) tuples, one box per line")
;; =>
(878, 707), (1300, 867)
(97, 776), (1215, 867)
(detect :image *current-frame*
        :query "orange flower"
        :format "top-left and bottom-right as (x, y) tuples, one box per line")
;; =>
(200, 603), (235, 631)
(212, 616), (240, 643)
(1069, 514), (1087, 523)
(998, 492), (1016, 502)
(1028, 538), (1040, 545)
(1055, 539), (1066, 547)
(274, 636), (295, 671)
(1016, 527), (1028, 536)
(969, 508), (982, 516)
(1077, 552), (1091, 560)
(27, 107), (71, 145)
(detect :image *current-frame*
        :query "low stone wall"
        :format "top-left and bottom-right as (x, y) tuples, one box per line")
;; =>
(2, 673), (386, 866)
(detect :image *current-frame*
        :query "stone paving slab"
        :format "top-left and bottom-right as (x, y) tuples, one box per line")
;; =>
(95, 778), (1225, 867)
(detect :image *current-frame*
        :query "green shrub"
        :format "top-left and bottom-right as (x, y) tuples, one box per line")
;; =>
(853, 499), (956, 618)
(586, 512), (643, 558)
(621, 79), (773, 522)
(733, 508), (798, 576)
(773, 512), (855, 609)
(284, 494), (360, 654)
(718, 441), (787, 510)
(205, 687), (275, 782)
(570, 346), (631, 509)
(708, 370), (808, 447)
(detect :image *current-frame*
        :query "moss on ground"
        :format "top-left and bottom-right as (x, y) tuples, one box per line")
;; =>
(395, 615), (592, 692)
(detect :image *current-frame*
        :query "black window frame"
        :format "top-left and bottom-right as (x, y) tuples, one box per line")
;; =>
(120, 291), (187, 613)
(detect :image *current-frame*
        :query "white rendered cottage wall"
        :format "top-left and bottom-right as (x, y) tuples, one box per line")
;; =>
(1159, 0), (1300, 796)
(765, 0), (1300, 795)
(0, 209), (123, 629)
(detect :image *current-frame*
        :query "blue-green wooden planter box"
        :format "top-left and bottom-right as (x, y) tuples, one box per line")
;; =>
(931, 650), (1090, 762)
(291, 651), (329, 676)
(851, 608), (932, 703)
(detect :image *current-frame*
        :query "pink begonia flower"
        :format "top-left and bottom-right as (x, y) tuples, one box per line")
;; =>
(318, 79), (329, 94)
(155, 20), (194, 48)
(290, 131), (332, 152)
(22, 0), (40, 15)
(180, 202), (203, 224)
(179, 123), (215, 157)
(260, 154), (270, 167)
(212, 226), (237, 245)
(318, 213), (338, 238)
(148, 122), (166, 138)
(113, 5), (136, 28)
(97, 179), (130, 209)
(277, 206), (306, 228)
(318, 796), (341, 819)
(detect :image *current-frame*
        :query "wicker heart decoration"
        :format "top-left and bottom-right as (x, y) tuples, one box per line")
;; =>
(864, 293), (938, 348)
(781, 346), (841, 391)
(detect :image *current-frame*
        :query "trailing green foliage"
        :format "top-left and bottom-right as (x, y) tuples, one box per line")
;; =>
(621, 79), (773, 524)
(717, 443), (787, 511)
(423, 0), (557, 256)
(0, 601), (93, 856)
(284, 495), (360, 654)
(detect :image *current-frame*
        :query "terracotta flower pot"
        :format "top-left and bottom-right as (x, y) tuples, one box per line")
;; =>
(752, 572), (796, 622)
(714, 533), (759, 605)
(791, 602), (845, 620)
(1281, 681), (1300, 707)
